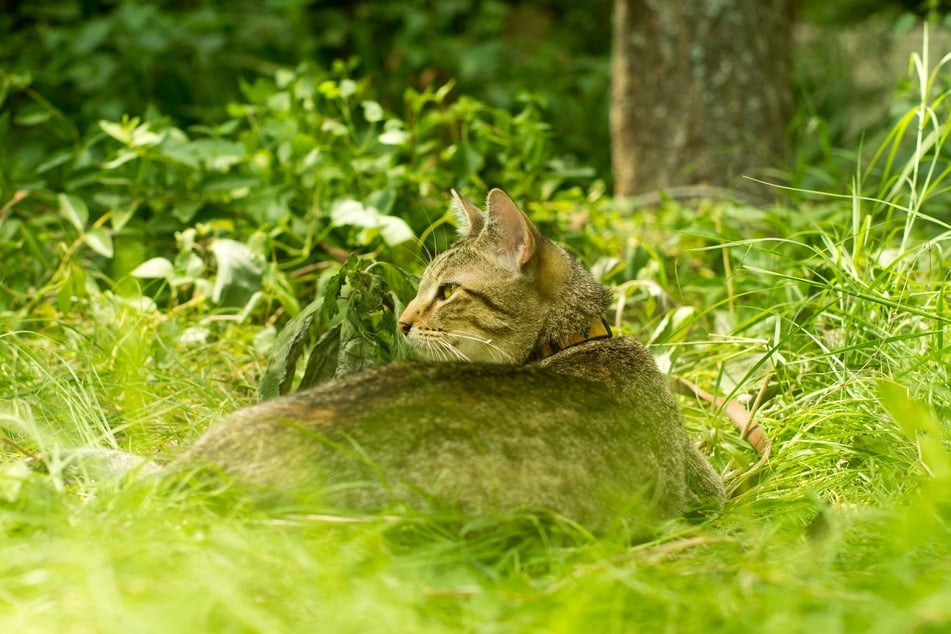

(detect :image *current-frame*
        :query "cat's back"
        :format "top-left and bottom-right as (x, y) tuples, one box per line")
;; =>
(192, 336), (674, 448)
(180, 337), (692, 529)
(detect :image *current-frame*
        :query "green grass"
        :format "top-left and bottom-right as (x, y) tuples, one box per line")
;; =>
(3, 179), (950, 632)
(2, 30), (951, 634)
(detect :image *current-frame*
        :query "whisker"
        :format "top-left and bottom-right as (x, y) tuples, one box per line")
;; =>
(417, 335), (468, 362)
(450, 329), (515, 362)
(438, 338), (469, 361)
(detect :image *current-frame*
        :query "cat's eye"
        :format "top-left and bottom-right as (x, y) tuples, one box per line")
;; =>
(437, 283), (459, 300)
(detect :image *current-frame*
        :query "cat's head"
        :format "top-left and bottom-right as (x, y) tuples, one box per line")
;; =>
(398, 188), (609, 364)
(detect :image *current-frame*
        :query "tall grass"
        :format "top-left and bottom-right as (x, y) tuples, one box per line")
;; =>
(2, 37), (950, 634)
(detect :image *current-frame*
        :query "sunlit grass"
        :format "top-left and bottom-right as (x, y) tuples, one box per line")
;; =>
(2, 33), (950, 634)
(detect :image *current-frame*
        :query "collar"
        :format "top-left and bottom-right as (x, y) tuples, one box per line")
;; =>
(528, 317), (613, 362)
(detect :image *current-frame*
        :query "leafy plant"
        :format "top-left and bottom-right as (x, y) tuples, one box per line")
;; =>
(258, 255), (418, 399)
(1, 59), (582, 324)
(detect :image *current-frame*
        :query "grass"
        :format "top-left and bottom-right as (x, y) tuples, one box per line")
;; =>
(2, 193), (949, 632)
(2, 38), (951, 634)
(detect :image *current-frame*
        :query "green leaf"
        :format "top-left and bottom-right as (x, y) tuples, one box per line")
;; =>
(376, 215), (415, 246)
(337, 320), (378, 377)
(209, 238), (264, 308)
(878, 381), (951, 481)
(378, 128), (410, 146)
(102, 150), (138, 170)
(339, 79), (357, 98)
(56, 263), (88, 312)
(14, 103), (51, 126)
(110, 201), (139, 232)
(156, 136), (200, 169)
(130, 257), (175, 279)
(0, 461), (31, 503)
(36, 150), (73, 174)
(172, 200), (202, 224)
(300, 324), (343, 390)
(73, 17), (112, 55)
(372, 261), (419, 306)
(450, 142), (485, 181)
(99, 119), (133, 144)
(83, 227), (114, 258)
(330, 199), (415, 246)
(58, 193), (89, 231)
(361, 100), (384, 122)
(258, 296), (325, 399)
(192, 138), (246, 171)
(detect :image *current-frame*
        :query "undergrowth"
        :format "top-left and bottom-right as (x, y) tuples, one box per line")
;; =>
(1, 22), (950, 634)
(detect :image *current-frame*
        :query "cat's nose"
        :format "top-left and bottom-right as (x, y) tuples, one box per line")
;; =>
(399, 321), (412, 336)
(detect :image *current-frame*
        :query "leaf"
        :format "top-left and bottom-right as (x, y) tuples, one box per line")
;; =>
(361, 100), (384, 123)
(56, 263), (88, 313)
(450, 142), (485, 181)
(330, 199), (377, 227)
(14, 103), (51, 126)
(878, 381), (951, 481)
(110, 201), (139, 232)
(83, 227), (114, 258)
(258, 296), (325, 399)
(73, 17), (112, 55)
(0, 461), (32, 503)
(336, 319), (378, 377)
(300, 324), (343, 390)
(172, 200), (202, 224)
(378, 128), (410, 146)
(156, 136), (200, 169)
(371, 261), (419, 306)
(130, 257), (175, 279)
(209, 238), (264, 308)
(99, 119), (133, 144)
(58, 193), (89, 231)
(102, 150), (139, 170)
(192, 138), (246, 171)
(376, 214), (415, 246)
(36, 150), (73, 174)
(339, 79), (357, 98)
(330, 199), (415, 246)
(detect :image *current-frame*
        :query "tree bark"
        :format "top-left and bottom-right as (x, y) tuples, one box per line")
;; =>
(611, 0), (792, 196)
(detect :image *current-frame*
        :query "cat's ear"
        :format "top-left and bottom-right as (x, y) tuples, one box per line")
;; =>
(450, 189), (485, 238)
(485, 188), (536, 271)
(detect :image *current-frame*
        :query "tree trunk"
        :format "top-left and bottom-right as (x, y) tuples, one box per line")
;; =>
(611, 0), (792, 196)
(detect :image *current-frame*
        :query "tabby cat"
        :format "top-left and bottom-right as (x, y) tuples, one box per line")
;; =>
(172, 189), (725, 531)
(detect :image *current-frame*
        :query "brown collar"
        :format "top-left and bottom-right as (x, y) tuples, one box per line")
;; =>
(528, 317), (613, 362)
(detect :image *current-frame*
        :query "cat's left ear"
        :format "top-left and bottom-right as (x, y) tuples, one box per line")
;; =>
(450, 189), (485, 238)
(485, 188), (536, 271)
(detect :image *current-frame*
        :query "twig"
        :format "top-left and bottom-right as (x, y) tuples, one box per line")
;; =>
(1, 434), (42, 464)
(0, 190), (29, 221)
(668, 374), (770, 457)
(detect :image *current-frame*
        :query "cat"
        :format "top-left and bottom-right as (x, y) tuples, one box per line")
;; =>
(169, 188), (726, 531)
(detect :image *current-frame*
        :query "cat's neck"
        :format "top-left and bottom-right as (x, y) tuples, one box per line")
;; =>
(526, 239), (615, 362)
(527, 316), (613, 362)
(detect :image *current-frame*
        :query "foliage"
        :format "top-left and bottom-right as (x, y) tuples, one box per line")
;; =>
(258, 255), (417, 398)
(0, 0), (609, 182)
(2, 59), (585, 324)
(1, 4), (951, 634)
